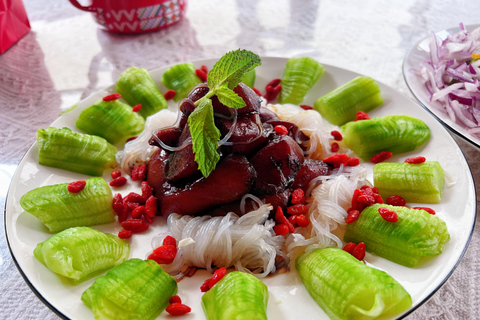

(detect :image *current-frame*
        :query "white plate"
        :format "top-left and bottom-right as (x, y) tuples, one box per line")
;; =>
(5, 57), (476, 320)
(403, 24), (480, 149)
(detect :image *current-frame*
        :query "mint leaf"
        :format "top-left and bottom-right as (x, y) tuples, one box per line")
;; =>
(214, 85), (246, 109)
(188, 97), (221, 177)
(207, 49), (261, 90)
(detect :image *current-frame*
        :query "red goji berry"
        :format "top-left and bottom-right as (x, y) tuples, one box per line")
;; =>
(413, 206), (436, 215)
(110, 176), (127, 187)
(378, 207), (399, 222)
(300, 104), (313, 110)
(125, 192), (145, 204)
(331, 142), (339, 152)
(274, 125), (289, 135)
(196, 69), (207, 82)
(112, 193), (124, 216)
(131, 205), (146, 219)
(352, 242), (366, 260)
(355, 111), (370, 121)
(103, 93), (121, 101)
(200, 64), (208, 74)
(351, 189), (362, 210)
(287, 204), (309, 216)
(126, 136), (137, 143)
(357, 194), (376, 208)
(288, 215), (297, 226)
(272, 84), (282, 98)
(200, 278), (212, 292)
(296, 214), (310, 227)
(371, 186), (379, 194)
(136, 164), (147, 181)
(164, 89), (176, 100)
(121, 219), (149, 233)
(342, 242), (357, 254)
(163, 235), (177, 247)
(132, 104), (142, 112)
(209, 267), (227, 288)
(152, 244), (177, 263)
(386, 195), (406, 206)
(330, 130), (343, 141)
(145, 195), (157, 218)
(373, 193), (384, 204)
(118, 207), (128, 223)
(405, 156), (426, 164)
(67, 180), (86, 193)
(266, 78), (282, 88)
(275, 206), (295, 232)
(166, 303), (191, 316)
(125, 201), (140, 212)
(141, 181), (152, 200)
(344, 157), (360, 167)
(118, 229), (132, 239)
(111, 170), (122, 179)
(323, 153), (349, 168)
(169, 295), (182, 305)
(370, 151), (392, 164)
(291, 188), (305, 205)
(274, 224), (289, 236)
(345, 209), (360, 223)
(252, 87), (262, 96)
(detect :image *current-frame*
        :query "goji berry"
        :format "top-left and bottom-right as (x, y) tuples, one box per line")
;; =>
(378, 207), (399, 222)
(331, 142), (339, 152)
(274, 125), (289, 135)
(121, 219), (149, 233)
(344, 157), (359, 167)
(300, 104), (313, 110)
(132, 104), (142, 112)
(323, 153), (349, 168)
(266, 78), (282, 88)
(252, 87), (262, 96)
(288, 215), (297, 226)
(169, 295), (182, 304)
(111, 170), (122, 179)
(164, 89), (176, 100)
(357, 194), (376, 208)
(141, 181), (152, 200)
(405, 156), (426, 164)
(125, 192), (145, 204)
(274, 224), (289, 236)
(209, 267), (226, 288)
(67, 180), (86, 193)
(345, 209), (360, 223)
(275, 207), (295, 232)
(110, 176), (127, 187)
(330, 130), (343, 141)
(352, 242), (366, 260)
(355, 111), (370, 121)
(196, 69), (207, 82)
(351, 189), (362, 210)
(163, 235), (177, 247)
(145, 196), (157, 218)
(413, 206), (436, 215)
(103, 93), (121, 101)
(118, 229), (132, 239)
(152, 244), (177, 263)
(200, 65), (208, 74)
(125, 201), (140, 212)
(373, 193), (384, 204)
(296, 214), (310, 227)
(166, 303), (191, 316)
(371, 186), (379, 194)
(287, 204), (309, 215)
(118, 207), (128, 223)
(342, 242), (357, 254)
(136, 164), (147, 181)
(291, 188), (305, 205)
(131, 205), (146, 219)
(386, 195), (406, 206)
(112, 193), (124, 215)
(370, 151), (392, 164)
(200, 278), (212, 292)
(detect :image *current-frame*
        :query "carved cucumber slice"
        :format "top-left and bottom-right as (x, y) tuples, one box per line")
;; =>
(202, 271), (268, 320)
(161, 63), (202, 102)
(116, 67), (168, 118)
(341, 115), (431, 160)
(241, 69), (256, 88)
(20, 177), (115, 233)
(76, 99), (145, 144)
(344, 204), (450, 267)
(37, 127), (117, 176)
(82, 259), (177, 320)
(296, 247), (412, 320)
(374, 161), (444, 203)
(314, 76), (383, 125)
(279, 57), (324, 105)
(34, 227), (129, 284)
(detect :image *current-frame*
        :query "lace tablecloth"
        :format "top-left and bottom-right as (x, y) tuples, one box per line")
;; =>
(1, 0), (479, 319)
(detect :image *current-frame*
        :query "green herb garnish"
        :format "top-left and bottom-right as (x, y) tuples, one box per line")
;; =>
(188, 49), (261, 177)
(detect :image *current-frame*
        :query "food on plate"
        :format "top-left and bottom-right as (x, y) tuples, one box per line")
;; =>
(116, 67), (168, 118)
(20, 177), (115, 232)
(76, 98), (145, 144)
(314, 76), (383, 125)
(82, 259), (177, 320)
(202, 271), (269, 320)
(34, 227), (129, 284)
(241, 68), (256, 88)
(341, 115), (431, 160)
(414, 24), (480, 134)
(36, 127), (117, 176)
(296, 247), (412, 320)
(344, 204), (450, 267)
(161, 63), (202, 102)
(279, 57), (324, 105)
(373, 161), (445, 203)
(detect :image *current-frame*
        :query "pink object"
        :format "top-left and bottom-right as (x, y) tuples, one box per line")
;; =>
(68, 0), (187, 34)
(0, 0), (31, 53)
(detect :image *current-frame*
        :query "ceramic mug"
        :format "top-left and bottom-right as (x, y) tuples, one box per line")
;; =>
(68, 0), (187, 34)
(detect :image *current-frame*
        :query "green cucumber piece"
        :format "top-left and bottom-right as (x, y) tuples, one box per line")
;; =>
(341, 115), (431, 160)
(374, 161), (444, 203)
(202, 271), (268, 320)
(82, 259), (177, 320)
(20, 177), (115, 233)
(279, 57), (324, 104)
(76, 99), (145, 144)
(37, 127), (117, 176)
(241, 69), (256, 88)
(116, 67), (167, 118)
(161, 63), (202, 102)
(344, 204), (450, 267)
(296, 247), (412, 320)
(314, 76), (383, 125)
(34, 227), (129, 284)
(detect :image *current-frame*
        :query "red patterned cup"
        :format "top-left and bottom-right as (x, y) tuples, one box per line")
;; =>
(68, 0), (187, 34)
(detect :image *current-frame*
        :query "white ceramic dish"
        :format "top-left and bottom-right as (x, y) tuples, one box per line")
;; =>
(403, 24), (480, 149)
(5, 57), (476, 319)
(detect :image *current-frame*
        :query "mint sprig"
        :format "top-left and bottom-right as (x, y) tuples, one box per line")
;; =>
(187, 49), (261, 177)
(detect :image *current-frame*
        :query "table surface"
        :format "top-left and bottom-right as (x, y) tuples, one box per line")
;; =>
(1, 0), (479, 319)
